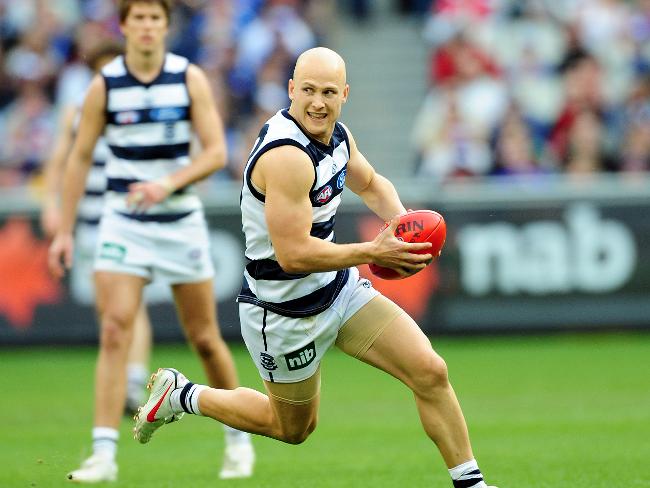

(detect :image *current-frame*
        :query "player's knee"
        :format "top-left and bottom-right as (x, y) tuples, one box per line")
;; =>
(189, 332), (220, 360)
(99, 313), (131, 350)
(280, 426), (313, 445)
(277, 418), (317, 445)
(410, 354), (449, 394)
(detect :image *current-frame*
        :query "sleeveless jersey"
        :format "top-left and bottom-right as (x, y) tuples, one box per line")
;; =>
(101, 53), (201, 222)
(237, 109), (351, 318)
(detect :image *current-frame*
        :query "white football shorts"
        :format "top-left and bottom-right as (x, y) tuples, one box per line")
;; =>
(240, 266), (379, 383)
(93, 210), (214, 284)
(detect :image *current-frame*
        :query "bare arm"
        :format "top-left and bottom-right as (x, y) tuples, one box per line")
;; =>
(127, 64), (227, 210)
(40, 105), (77, 238)
(48, 75), (106, 277)
(256, 145), (431, 275)
(344, 127), (406, 221)
(168, 63), (227, 187)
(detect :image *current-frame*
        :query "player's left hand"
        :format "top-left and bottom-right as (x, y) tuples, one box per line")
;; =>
(126, 179), (173, 213)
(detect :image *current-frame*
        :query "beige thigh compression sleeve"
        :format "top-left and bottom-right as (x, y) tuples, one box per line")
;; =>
(335, 295), (404, 358)
(264, 366), (321, 405)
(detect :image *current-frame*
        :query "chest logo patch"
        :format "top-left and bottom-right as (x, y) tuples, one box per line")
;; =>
(315, 185), (333, 204)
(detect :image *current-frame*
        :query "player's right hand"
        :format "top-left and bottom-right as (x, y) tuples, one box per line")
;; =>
(371, 216), (432, 277)
(48, 232), (74, 279)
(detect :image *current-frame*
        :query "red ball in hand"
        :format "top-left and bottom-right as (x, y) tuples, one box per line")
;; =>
(368, 209), (446, 280)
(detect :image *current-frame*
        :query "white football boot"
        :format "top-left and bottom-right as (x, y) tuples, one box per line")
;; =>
(67, 452), (117, 483)
(219, 441), (255, 479)
(133, 368), (187, 444)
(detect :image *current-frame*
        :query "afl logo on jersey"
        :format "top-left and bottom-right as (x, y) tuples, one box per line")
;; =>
(115, 111), (140, 124)
(336, 169), (347, 189)
(316, 185), (333, 204)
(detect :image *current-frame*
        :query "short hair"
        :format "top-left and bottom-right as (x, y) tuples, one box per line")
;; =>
(117, 0), (172, 23)
(86, 40), (124, 71)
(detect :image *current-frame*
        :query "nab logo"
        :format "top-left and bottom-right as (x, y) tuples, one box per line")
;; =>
(285, 341), (316, 371)
(260, 352), (278, 371)
(316, 185), (333, 204)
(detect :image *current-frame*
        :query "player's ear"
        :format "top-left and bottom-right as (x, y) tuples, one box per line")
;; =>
(288, 79), (295, 101)
(342, 84), (349, 104)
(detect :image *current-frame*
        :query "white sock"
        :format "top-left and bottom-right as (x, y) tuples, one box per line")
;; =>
(449, 459), (486, 487)
(92, 427), (118, 459)
(223, 424), (251, 446)
(170, 382), (207, 416)
(126, 364), (148, 397)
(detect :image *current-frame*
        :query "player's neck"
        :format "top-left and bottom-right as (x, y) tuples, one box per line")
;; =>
(124, 47), (166, 84)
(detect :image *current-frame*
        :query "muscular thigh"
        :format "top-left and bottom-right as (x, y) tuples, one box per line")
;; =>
(340, 296), (439, 385)
(94, 271), (146, 323)
(264, 367), (321, 432)
(335, 295), (403, 358)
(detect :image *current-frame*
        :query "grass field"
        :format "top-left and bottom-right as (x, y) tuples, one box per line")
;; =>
(4, 333), (650, 487)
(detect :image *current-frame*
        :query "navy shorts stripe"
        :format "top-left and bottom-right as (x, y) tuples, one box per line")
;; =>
(116, 210), (194, 223)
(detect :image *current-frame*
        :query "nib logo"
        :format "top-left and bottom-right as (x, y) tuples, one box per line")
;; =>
(0, 218), (62, 329)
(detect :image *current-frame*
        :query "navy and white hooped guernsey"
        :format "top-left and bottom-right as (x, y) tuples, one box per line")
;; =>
(101, 53), (200, 222)
(237, 109), (351, 318)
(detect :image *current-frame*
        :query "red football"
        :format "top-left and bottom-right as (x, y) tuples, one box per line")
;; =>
(368, 209), (446, 280)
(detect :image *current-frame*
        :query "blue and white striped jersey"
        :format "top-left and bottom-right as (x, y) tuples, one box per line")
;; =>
(101, 53), (201, 222)
(237, 109), (351, 318)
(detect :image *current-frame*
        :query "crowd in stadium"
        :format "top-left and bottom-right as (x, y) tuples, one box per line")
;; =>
(0, 0), (648, 190)
(412, 0), (650, 181)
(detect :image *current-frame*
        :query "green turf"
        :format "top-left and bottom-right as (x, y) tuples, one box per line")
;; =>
(4, 333), (650, 487)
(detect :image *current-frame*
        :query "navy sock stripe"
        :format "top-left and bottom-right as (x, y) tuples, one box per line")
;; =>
(187, 387), (197, 414)
(452, 471), (484, 488)
(179, 382), (194, 414)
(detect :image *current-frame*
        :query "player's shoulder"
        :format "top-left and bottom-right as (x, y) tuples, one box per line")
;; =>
(258, 143), (314, 186)
(163, 52), (190, 73)
(100, 55), (125, 78)
(264, 109), (311, 146)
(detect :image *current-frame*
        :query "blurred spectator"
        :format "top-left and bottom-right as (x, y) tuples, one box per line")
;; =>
(428, 31), (500, 87)
(563, 109), (614, 175)
(546, 52), (614, 168)
(415, 0), (650, 182)
(619, 75), (650, 172)
(490, 104), (542, 176)
(412, 87), (494, 181)
(0, 79), (55, 186)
